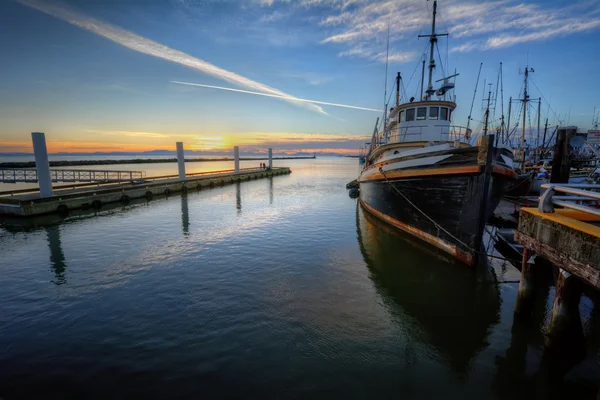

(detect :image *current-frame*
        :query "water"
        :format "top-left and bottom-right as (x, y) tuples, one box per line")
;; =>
(1, 158), (599, 399)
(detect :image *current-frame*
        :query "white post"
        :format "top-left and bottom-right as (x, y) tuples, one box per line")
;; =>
(268, 148), (273, 169)
(31, 132), (53, 198)
(234, 146), (240, 173)
(176, 142), (186, 180)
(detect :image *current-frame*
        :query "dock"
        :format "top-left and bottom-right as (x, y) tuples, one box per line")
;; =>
(0, 167), (290, 217)
(0, 132), (290, 217)
(514, 183), (600, 354)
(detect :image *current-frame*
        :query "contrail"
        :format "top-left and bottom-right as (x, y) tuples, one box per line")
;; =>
(15, 0), (327, 115)
(171, 81), (383, 113)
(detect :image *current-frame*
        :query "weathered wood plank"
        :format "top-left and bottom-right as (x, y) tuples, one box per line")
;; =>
(515, 231), (600, 289)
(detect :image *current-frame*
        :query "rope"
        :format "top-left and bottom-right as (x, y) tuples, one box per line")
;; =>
(379, 169), (523, 264)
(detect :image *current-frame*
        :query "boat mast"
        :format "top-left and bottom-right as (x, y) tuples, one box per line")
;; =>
(419, 0), (447, 100)
(499, 62), (505, 144)
(520, 66), (531, 169)
(382, 23), (391, 144)
(536, 97), (541, 163)
(396, 72), (401, 107)
(466, 63), (483, 135)
(483, 88), (491, 136)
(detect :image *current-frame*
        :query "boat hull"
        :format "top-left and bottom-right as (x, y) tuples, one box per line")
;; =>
(505, 172), (534, 197)
(358, 141), (515, 266)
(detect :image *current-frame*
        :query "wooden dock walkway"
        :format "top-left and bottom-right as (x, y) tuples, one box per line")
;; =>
(0, 167), (291, 217)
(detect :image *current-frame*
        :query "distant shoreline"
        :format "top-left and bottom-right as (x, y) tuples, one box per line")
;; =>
(0, 156), (316, 168)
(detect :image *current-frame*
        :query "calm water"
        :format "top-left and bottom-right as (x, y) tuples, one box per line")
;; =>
(1, 158), (599, 399)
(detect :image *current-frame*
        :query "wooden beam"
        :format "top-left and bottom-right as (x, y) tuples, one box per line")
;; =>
(515, 231), (600, 289)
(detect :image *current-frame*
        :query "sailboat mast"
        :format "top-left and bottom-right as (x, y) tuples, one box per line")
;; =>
(520, 67), (529, 168)
(500, 62), (505, 144)
(483, 90), (491, 136)
(536, 97), (541, 163)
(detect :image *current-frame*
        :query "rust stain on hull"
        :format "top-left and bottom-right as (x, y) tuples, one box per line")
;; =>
(360, 199), (474, 266)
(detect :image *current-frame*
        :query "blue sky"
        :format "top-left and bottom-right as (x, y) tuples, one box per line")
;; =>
(1, 0), (599, 154)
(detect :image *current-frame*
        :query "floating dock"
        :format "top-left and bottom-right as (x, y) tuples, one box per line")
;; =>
(0, 167), (291, 217)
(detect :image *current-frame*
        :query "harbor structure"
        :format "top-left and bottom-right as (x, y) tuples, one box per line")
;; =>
(0, 133), (288, 217)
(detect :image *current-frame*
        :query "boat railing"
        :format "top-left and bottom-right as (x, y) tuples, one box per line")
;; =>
(539, 183), (600, 217)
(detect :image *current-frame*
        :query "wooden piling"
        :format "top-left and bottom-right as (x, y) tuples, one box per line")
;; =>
(545, 269), (584, 352)
(515, 247), (537, 316)
(550, 127), (577, 184)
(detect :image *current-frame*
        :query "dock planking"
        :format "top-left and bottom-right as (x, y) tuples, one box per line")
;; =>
(0, 167), (291, 217)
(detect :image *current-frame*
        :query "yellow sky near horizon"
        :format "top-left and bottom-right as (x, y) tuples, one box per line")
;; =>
(1, 131), (368, 154)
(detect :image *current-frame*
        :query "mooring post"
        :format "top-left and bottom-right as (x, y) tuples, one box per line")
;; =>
(176, 142), (186, 180)
(234, 146), (240, 173)
(550, 126), (577, 184)
(545, 269), (584, 351)
(31, 132), (53, 198)
(514, 247), (538, 316)
(268, 148), (273, 169)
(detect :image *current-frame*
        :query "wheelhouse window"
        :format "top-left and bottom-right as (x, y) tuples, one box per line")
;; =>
(416, 107), (427, 120)
(406, 108), (415, 121)
(429, 107), (439, 120)
(399, 110), (405, 122)
(440, 107), (449, 121)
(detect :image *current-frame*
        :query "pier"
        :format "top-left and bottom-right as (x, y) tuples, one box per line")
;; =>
(0, 134), (291, 217)
(514, 183), (600, 354)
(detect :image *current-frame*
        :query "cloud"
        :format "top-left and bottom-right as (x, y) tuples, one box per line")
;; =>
(170, 81), (382, 112)
(85, 130), (197, 139)
(280, 72), (332, 86)
(261, 0), (600, 61)
(16, 0), (328, 116)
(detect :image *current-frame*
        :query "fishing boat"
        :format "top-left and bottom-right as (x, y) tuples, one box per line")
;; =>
(358, 0), (516, 266)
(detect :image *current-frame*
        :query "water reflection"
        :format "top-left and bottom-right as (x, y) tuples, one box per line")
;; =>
(356, 204), (500, 377)
(269, 176), (273, 205)
(235, 182), (242, 215)
(45, 225), (67, 285)
(181, 193), (190, 236)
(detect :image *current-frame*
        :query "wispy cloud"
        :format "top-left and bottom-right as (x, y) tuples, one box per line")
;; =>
(260, 0), (600, 61)
(85, 130), (196, 139)
(16, 0), (328, 116)
(279, 72), (332, 86)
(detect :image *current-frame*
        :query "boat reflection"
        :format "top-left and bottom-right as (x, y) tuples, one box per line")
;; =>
(356, 203), (500, 376)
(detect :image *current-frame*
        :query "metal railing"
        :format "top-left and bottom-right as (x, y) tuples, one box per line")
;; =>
(0, 166), (282, 197)
(539, 183), (600, 217)
(0, 168), (145, 183)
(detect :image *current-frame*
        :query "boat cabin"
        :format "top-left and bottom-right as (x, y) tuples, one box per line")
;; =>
(386, 100), (456, 143)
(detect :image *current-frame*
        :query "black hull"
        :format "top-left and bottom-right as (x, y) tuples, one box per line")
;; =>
(505, 173), (534, 197)
(358, 138), (516, 265)
(360, 171), (510, 265)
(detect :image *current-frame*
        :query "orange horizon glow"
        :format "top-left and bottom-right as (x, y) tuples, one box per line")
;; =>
(0, 141), (361, 155)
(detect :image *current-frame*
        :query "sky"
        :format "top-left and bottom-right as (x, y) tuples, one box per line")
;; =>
(1, 0), (599, 155)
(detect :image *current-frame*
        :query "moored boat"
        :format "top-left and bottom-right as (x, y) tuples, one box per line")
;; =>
(358, 0), (516, 266)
